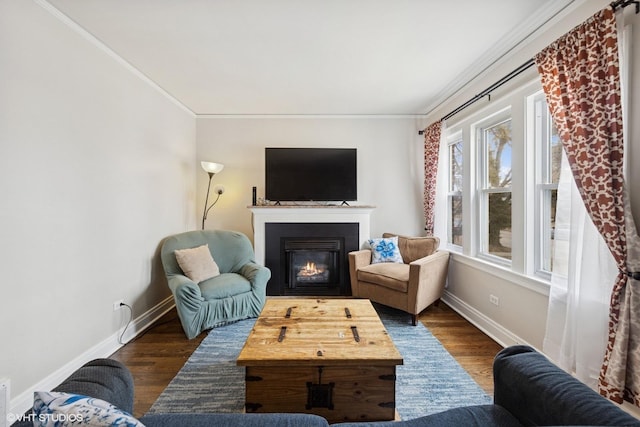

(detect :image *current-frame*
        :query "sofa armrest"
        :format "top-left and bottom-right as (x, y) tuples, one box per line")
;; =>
(167, 275), (204, 309)
(493, 345), (640, 426)
(240, 261), (271, 293)
(408, 250), (450, 274)
(167, 275), (205, 337)
(140, 413), (330, 427)
(54, 359), (135, 415)
(348, 250), (372, 296)
(349, 249), (372, 269)
(167, 274), (201, 299)
(11, 359), (136, 427)
(406, 250), (449, 309)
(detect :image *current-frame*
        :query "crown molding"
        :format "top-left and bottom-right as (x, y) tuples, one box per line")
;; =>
(34, 0), (196, 118)
(196, 113), (423, 119)
(421, 0), (583, 119)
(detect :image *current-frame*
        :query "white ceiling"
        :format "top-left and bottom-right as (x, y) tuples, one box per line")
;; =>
(43, 0), (575, 116)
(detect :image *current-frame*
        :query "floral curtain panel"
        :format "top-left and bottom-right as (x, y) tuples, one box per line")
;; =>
(423, 121), (442, 235)
(535, 6), (640, 405)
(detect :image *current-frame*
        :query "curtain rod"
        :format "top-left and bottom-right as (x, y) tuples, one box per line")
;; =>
(440, 58), (535, 122)
(418, 58), (535, 135)
(611, 0), (639, 13)
(419, 0), (638, 136)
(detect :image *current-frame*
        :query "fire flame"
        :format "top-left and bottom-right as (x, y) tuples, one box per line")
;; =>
(299, 261), (324, 276)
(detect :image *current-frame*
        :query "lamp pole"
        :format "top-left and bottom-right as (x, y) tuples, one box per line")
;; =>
(202, 172), (214, 230)
(200, 161), (224, 230)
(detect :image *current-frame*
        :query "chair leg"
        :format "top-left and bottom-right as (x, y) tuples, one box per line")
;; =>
(411, 314), (417, 326)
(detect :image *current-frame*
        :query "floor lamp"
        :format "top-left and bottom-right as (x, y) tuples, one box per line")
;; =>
(201, 161), (224, 230)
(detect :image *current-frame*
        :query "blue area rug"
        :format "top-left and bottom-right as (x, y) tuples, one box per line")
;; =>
(148, 304), (491, 420)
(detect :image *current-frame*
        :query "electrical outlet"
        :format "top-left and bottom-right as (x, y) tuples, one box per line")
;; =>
(113, 299), (124, 311)
(1, 378), (9, 427)
(489, 294), (500, 306)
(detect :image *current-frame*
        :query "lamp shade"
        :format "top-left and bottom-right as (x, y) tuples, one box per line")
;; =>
(201, 161), (224, 174)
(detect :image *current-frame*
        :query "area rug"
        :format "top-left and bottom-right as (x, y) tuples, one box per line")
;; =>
(148, 304), (492, 420)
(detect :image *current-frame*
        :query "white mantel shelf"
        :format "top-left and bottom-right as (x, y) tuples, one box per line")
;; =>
(249, 205), (375, 265)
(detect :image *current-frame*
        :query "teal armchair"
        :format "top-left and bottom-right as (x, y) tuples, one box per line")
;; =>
(160, 229), (270, 339)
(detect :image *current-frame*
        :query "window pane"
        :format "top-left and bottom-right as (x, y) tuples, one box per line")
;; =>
(449, 141), (463, 192)
(536, 94), (561, 185)
(485, 120), (512, 189)
(541, 189), (558, 271)
(488, 192), (512, 260)
(448, 136), (463, 247)
(450, 194), (462, 246)
(533, 91), (561, 276)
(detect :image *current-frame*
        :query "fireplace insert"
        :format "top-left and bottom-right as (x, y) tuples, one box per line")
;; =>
(285, 239), (340, 291)
(265, 222), (359, 296)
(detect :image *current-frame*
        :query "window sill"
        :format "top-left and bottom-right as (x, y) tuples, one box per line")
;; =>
(445, 249), (551, 297)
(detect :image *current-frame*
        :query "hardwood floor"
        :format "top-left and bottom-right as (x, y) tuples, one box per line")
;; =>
(110, 301), (502, 418)
(109, 310), (205, 417)
(419, 302), (502, 396)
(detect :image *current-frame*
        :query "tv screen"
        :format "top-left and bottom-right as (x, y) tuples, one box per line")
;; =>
(265, 148), (357, 202)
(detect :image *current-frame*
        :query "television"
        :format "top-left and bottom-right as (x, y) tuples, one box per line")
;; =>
(265, 148), (357, 203)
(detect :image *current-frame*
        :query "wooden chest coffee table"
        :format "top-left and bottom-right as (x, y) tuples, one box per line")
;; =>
(236, 298), (403, 423)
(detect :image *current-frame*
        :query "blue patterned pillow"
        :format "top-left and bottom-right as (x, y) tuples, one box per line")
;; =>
(33, 391), (144, 426)
(368, 236), (404, 264)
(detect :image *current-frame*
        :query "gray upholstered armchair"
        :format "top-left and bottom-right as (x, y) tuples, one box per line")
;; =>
(160, 229), (270, 339)
(348, 233), (449, 325)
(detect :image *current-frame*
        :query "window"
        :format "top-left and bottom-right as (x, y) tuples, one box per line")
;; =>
(477, 112), (512, 262)
(531, 92), (561, 276)
(448, 132), (463, 246)
(441, 80), (561, 287)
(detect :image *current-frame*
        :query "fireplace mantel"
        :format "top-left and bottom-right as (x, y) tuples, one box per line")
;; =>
(249, 205), (375, 265)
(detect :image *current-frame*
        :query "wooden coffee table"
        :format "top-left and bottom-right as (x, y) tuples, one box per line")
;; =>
(236, 298), (403, 423)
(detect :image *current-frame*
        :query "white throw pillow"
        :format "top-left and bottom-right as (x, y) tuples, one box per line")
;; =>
(368, 236), (404, 264)
(33, 391), (144, 426)
(174, 244), (220, 283)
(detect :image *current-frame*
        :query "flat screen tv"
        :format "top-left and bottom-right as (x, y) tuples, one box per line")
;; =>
(265, 148), (357, 203)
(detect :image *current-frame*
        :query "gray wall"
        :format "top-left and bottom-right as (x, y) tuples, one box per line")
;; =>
(196, 117), (425, 239)
(0, 0), (196, 410)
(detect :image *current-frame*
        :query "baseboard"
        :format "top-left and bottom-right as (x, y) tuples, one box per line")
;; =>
(441, 291), (540, 351)
(9, 296), (175, 418)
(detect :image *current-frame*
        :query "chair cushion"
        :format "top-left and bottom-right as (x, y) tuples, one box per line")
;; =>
(174, 244), (220, 283)
(357, 262), (410, 292)
(384, 233), (440, 263)
(199, 272), (251, 300)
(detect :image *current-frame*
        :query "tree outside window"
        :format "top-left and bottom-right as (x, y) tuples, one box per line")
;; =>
(480, 119), (512, 261)
(449, 137), (463, 246)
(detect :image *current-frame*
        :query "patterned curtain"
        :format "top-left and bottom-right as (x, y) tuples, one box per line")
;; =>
(535, 7), (639, 405)
(423, 121), (442, 235)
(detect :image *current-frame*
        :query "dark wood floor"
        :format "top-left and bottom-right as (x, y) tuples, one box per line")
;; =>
(110, 301), (503, 418)
(419, 302), (502, 395)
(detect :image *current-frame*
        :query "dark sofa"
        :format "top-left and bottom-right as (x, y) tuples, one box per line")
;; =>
(12, 346), (640, 426)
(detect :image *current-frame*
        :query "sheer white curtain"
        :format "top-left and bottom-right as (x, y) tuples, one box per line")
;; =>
(543, 151), (618, 389)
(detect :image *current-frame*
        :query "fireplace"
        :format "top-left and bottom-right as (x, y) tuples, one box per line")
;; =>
(265, 223), (359, 296)
(285, 239), (340, 291)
